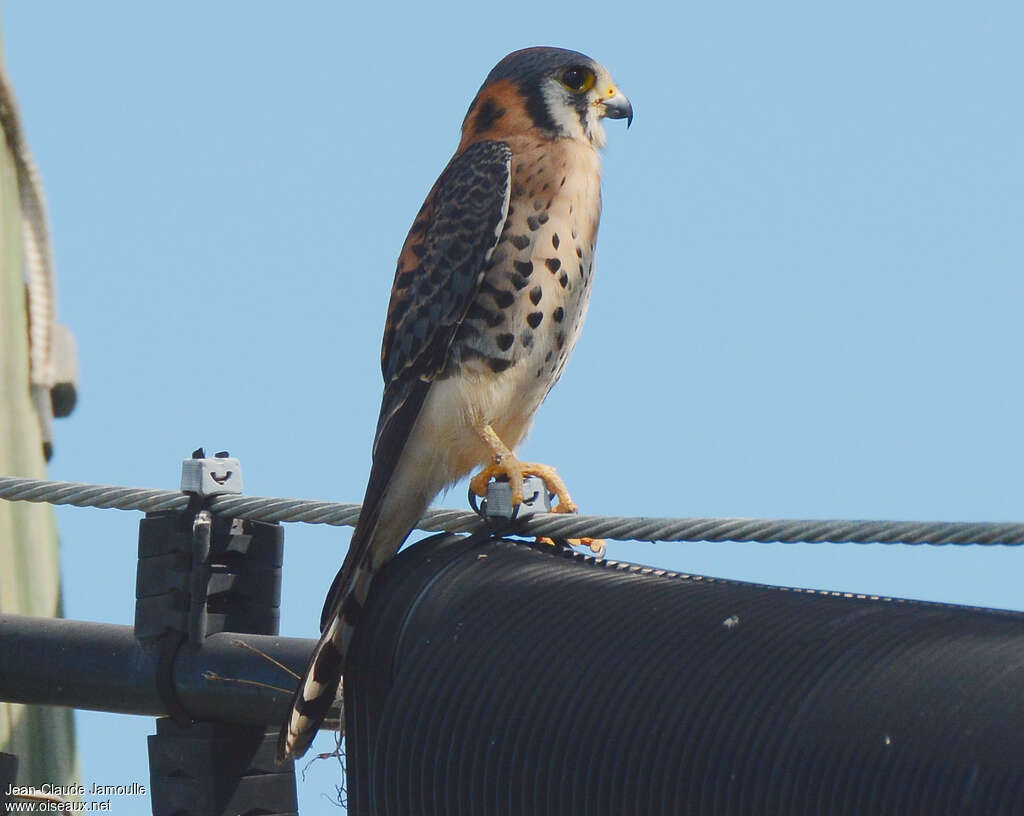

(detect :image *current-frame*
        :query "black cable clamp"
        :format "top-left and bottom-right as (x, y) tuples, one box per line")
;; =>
(136, 450), (297, 816)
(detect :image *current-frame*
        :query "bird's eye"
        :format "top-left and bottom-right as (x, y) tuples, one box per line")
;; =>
(559, 66), (595, 93)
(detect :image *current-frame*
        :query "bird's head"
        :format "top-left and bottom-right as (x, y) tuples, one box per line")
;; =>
(462, 47), (632, 149)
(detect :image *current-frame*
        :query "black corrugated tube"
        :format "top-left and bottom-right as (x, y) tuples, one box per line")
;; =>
(345, 533), (1024, 815)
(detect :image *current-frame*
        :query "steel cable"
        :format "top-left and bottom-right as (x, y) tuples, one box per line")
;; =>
(2, 475), (1023, 546)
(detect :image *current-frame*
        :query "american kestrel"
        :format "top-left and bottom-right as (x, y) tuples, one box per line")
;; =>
(278, 46), (631, 761)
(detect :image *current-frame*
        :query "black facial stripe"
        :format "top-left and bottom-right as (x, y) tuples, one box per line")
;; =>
(474, 98), (506, 133)
(522, 78), (558, 134)
(573, 93), (591, 132)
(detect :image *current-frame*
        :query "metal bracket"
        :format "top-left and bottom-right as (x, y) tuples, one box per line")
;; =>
(181, 448), (243, 496)
(188, 511), (212, 645)
(473, 475), (552, 520)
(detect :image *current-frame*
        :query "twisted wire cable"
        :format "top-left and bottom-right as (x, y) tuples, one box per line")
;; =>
(2, 475), (1023, 546)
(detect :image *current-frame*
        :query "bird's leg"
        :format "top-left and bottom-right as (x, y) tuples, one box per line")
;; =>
(469, 424), (578, 511)
(469, 424), (604, 555)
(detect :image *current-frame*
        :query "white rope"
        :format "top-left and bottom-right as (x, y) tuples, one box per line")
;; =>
(0, 57), (57, 390)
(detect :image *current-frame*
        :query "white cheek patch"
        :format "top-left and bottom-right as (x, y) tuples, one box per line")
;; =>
(541, 82), (587, 142)
(541, 81), (608, 148)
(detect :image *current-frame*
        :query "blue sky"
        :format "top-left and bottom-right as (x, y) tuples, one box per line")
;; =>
(4, 2), (1023, 812)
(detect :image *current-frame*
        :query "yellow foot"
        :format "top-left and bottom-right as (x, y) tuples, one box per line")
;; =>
(470, 459), (577, 512)
(538, 532), (606, 557)
(537, 496), (604, 554)
(469, 423), (604, 556)
(470, 424), (577, 511)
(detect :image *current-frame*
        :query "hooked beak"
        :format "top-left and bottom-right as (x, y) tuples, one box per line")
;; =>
(600, 89), (634, 128)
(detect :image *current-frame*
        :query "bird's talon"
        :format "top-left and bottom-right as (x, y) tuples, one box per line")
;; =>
(470, 458), (563, 511)
(551, 497), (578, 514)
(469, 467), (495, 498)
(535, 535), (605, 557)
(579, 537), (606, 556)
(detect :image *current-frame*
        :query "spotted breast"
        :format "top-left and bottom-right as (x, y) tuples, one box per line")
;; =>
(446, 135), (602, 438)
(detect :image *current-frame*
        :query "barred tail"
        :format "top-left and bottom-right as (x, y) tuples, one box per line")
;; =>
(276, 563), (374, 762)
(276, 376), (450, 761)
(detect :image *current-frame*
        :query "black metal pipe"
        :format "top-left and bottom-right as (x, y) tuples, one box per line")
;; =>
(345, 534), (1024, 816)
(0, 613), (312, 724)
